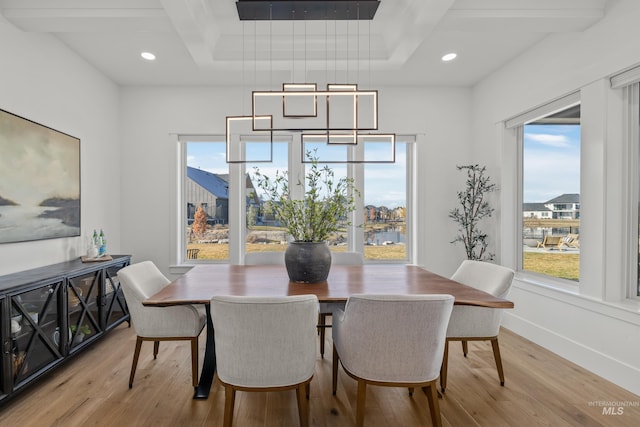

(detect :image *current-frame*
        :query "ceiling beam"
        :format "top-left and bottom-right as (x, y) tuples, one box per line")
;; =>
(1, 8), (171, 33)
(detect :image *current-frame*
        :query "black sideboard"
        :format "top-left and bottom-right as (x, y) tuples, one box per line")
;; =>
(0, 255), (131, 405)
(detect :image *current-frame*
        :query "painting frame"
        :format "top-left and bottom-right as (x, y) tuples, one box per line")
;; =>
(0, 108), (81, 244)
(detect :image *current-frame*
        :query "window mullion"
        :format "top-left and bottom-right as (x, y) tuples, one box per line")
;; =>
(349, 145), (364, 253)
(289, 134), (304, 201)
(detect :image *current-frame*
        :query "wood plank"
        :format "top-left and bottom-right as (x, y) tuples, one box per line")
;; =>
(1, 326), (638, 426)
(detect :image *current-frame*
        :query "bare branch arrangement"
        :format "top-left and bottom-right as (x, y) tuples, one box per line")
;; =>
(449, 164), (496, 261)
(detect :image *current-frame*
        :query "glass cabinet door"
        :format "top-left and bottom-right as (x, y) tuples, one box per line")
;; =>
(1, 296), (8, 400)
(103, 261), (130, 330)
(67, 271), (101, 352)
(9, 279), (63, 387)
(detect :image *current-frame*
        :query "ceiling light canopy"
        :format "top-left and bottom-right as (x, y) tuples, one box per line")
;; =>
(236, 0), (380, 20)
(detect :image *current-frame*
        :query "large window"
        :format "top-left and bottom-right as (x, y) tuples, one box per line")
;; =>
(363, 142), (408, 261)
(520, 103), (581, 281)
(611, 69), (640, 298)
(180, 136), (413, 263)
(183, 140), (229, 262)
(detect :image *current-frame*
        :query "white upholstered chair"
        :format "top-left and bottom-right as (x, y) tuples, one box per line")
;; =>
(210, 295), (319, 427)
(332, 294), (454, 427)
(244, 251), (285, 265)
(118, 261), (206, 388)
(317, 251), (364, 358)
(441, 260), (515, 393)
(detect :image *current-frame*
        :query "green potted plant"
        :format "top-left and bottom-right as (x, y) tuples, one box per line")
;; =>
(253, 151), (360, 283)
(71, 323), (92, 345)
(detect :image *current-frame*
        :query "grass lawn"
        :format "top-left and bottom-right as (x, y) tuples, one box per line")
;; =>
(188, 244), (577, 280)
(187, 242), (406, 261)
(523, 251), (579, 281)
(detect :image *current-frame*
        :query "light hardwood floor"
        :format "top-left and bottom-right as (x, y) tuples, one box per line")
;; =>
(1, 324), (638, 426)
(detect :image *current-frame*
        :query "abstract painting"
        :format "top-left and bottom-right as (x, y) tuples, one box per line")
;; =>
(0, 109), (80, 243)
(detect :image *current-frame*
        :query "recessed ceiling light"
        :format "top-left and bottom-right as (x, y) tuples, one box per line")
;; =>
(441, 53), (457, 62)
(141, 52), (156, 61)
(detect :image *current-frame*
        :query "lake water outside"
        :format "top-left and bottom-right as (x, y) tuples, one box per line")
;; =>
(366, 227), (406, 246)
(0, 206), (79, 242)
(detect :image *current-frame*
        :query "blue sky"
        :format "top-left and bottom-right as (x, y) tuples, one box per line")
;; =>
(186, 126), (579, 208)
(186, 140), (407, 208)
(523, 124), (580, 203)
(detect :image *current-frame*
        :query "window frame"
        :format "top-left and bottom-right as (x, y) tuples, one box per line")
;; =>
(504, 92), (582, 292)
(177, 135), (230, 265)
(623, 83), (640, 299)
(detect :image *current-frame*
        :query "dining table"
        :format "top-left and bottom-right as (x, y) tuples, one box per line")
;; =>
(143, 263), (514, 399)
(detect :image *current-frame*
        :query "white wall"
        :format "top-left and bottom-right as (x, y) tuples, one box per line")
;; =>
(0, 16), (121, 276)
(472, 0), (640, 395)
(119, 85), (473, 278)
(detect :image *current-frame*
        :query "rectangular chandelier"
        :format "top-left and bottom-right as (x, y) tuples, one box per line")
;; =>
(301, 133), (396, 163)
(252, 86), (378, 132)
(226, 115), (273, 163)
(225, 0), (395, 164)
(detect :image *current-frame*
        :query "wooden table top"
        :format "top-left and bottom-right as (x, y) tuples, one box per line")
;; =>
(144, 264), (514, 309)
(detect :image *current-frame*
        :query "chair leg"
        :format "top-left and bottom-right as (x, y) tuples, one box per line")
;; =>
(223, 386), (236, 427)
(296, 382), (310, 427)
(462, 340), (468, 357)
(319, 313), (327, 358)
(305, 381), (311, 399)
(440, 339), (449, 393)
(129, 336), (144, 388)
(422, 381), (443, 427)
(355, 380), (367, 427)
(408, 387), (414, 396)
(491, 338), (505, 386)
(191, 337), (199, 387)
(153, 341), (159, 359)
(332, 345), (339, 395)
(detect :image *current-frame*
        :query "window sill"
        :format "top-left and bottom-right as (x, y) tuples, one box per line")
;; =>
(515, 271), (580, 294)
(514, 271), (640, 325)
(169, 264), (194, 276)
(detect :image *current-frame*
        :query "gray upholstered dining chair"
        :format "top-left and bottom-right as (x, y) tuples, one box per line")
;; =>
(318, 251), (364, 358)
(244, 251), (285, 265)
(332, 294), (454, 427)
(118, 261), (206, 388)
(210, 295), (319, 427)
(440, 260), (515, 393)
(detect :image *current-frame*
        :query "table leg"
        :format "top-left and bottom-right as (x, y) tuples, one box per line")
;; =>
(193, 302), (216, 399)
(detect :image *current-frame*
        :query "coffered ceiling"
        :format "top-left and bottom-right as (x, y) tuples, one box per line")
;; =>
(0, 0), (609, 86)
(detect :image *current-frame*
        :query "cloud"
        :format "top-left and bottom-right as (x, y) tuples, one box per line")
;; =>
(525, 133), (571, 148)
(523, 150), (579, 202)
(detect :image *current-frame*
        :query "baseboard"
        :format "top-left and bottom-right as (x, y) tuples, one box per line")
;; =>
(502, 312), (640, 397)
